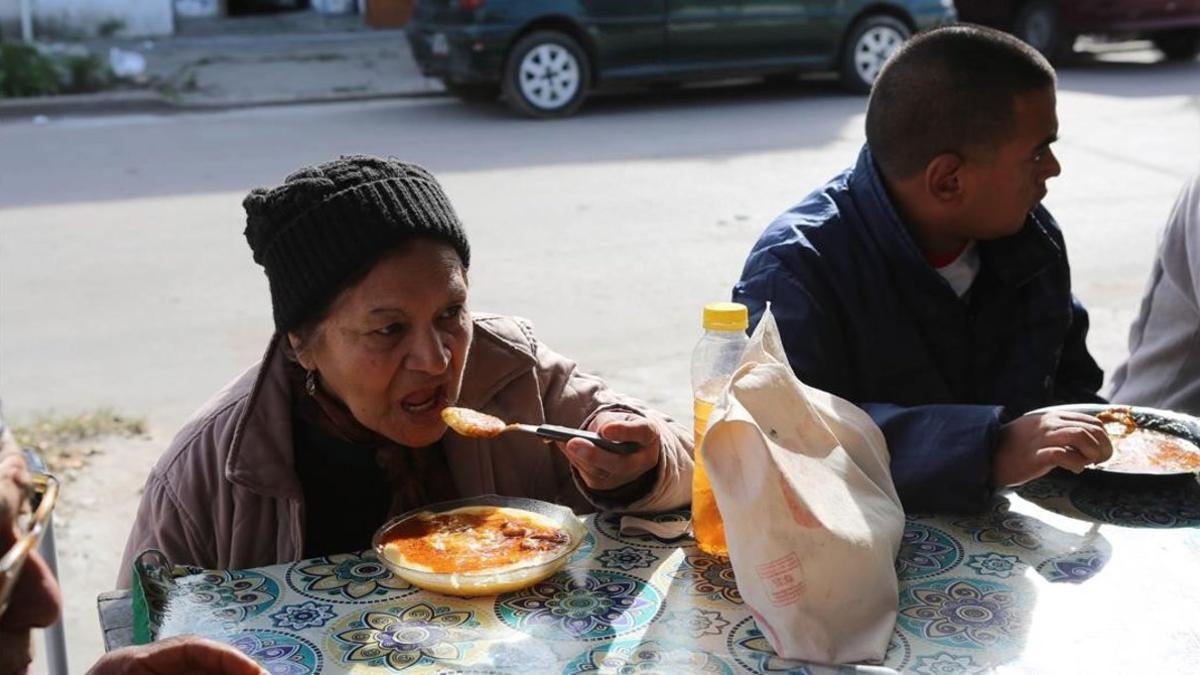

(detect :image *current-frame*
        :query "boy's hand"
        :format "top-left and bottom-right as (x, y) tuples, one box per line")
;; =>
(993, 411), (1113, 487)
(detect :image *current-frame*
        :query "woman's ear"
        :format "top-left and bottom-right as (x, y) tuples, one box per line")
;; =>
(287, 332), (317, 371)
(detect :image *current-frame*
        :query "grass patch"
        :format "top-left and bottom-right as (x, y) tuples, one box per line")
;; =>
(12, 408), (147, 478)
(0, 41), (117, 98)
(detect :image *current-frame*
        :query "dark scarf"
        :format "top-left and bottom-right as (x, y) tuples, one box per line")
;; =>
(288, 361), (459, 519)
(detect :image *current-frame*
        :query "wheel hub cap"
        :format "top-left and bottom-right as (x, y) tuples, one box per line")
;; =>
(519, 44), (580, 110)
(854, 26), (904, 85)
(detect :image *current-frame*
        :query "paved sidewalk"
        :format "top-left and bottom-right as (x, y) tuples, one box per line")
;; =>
(0, 11), (445, 119)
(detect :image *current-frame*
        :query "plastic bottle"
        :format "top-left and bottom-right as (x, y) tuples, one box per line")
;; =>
(691, 301), (749, 557)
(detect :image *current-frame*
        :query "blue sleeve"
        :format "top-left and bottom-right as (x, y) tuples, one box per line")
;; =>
(861, 403), (1003, 513)
(734, 251), (1000, 513)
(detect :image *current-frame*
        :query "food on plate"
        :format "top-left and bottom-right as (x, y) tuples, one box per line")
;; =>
(379, 505), (570, 575)
(1096, 406), (1137, 437)
(441, 406), (507, 438)
(1092, 407), (1200, 474)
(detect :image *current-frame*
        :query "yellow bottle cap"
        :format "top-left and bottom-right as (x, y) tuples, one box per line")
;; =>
(703, 302), (749, 331)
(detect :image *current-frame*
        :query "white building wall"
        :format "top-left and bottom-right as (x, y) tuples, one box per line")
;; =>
(174, 0), (220, 19)
(34, 0), (174, 37)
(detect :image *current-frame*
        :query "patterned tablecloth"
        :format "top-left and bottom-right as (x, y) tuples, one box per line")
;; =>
(133, 471), (1200, 674)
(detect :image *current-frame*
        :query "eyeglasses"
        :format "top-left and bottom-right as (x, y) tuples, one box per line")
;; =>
(0, 470), (59, 619)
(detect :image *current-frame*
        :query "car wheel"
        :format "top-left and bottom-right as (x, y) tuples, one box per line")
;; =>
(839, 15), (910, 95)
(502, 30), (591, 118)
(1013, 0), (1066, 61)
(444, 82), (500, 103)
(1152, 28), (1200, 61)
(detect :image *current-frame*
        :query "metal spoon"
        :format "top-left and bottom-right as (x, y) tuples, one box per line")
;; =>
(441, 406), (639, 454)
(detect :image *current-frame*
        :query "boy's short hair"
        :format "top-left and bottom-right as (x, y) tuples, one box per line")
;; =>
(865, 24), (1056, 180)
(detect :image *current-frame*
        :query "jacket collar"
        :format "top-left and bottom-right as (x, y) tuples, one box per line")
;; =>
(225, 334), (303, 499)
(457, 315), (539, 409)
(848, 145), (1061, 292)
(224, 314), (539, 499)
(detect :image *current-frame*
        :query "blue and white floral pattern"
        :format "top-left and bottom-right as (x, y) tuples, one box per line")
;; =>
(1036, 548), (1108, 584)
(668, 553), (742, 604)
(494, 570), (661, 641)
(329, 602), (477, 671)
(1015, 474), (1071, 502)
(897, 578), (1027, 651)
(660, 607), (730, 639)
(564, 639), (736, 674)
(270, 601), (336, 631)
(1069, 481), (1200, 528)
(727, 617), (813, 674)
(598, 546), (659, 571)
(884, 631), (912, 670)
(229, 629), (321, 675)
(951, 502), (1041, 551)
(965, 553), (1021, 579)
(179, 570), (281, 622)
(910, 652), (984, 675)
(896, 524), (964, 580)
(286, 551), (416, 604)
(569, 530), (597, 565)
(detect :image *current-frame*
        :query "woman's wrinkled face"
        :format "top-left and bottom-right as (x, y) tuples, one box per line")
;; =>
(291, 239), (472, 447)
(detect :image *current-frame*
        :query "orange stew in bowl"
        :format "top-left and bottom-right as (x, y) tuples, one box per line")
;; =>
(381, 507), (570, 574)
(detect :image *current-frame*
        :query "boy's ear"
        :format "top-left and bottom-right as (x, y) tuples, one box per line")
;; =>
(924, 152), (965, 204)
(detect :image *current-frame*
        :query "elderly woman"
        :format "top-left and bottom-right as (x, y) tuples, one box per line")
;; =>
(117, 156), (693, 586)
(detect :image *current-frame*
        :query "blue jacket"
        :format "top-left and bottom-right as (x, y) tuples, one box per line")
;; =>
(733, 146), (1104, 513)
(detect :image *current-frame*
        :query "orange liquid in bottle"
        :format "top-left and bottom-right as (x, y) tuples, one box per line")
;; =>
(692, 398), (728, 557)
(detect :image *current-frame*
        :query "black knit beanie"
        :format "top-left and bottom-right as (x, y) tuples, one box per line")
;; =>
(243, 155), (470, 334)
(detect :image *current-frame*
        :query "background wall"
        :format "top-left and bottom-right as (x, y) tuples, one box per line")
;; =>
(34, 0), (174, 37)
(0, 0), (22, 40)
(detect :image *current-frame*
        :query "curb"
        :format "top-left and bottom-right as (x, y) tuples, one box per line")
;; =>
(0, 91), (173, 120)
(0, 87), (449, 121)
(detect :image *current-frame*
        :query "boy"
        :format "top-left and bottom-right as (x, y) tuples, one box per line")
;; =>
(733, 26), (1112, 512)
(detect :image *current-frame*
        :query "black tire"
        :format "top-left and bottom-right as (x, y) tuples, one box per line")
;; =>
(1013, 0), (1068, 62)
(839, 15), (911, 95)
(443, 82), (499, 103)
(502, 30), (591, 119)
(1152, 28), (1200, 61)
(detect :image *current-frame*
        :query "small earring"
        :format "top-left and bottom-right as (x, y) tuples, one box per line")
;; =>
(305, 370), (318, 397)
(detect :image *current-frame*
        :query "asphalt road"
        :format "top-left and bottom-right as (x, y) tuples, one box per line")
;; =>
(1, 47), (1198, 669)
(4, 55), (1198, 428)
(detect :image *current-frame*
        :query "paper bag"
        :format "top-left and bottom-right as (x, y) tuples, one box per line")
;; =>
(701, 307), (904, 664)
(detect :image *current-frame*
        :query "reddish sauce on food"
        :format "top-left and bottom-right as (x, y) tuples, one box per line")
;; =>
(1107, 430), (1200, 473)
(382, 507), (569, 574)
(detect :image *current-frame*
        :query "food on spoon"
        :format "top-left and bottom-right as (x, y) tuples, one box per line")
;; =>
(441, 406), (507, 438)
(380, 506), (570, 574)
(1092, 406), (1200, 473)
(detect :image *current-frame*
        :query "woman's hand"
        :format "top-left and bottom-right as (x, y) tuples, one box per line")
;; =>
(87, 635), (267, 675)
(559, 412), (661, 491)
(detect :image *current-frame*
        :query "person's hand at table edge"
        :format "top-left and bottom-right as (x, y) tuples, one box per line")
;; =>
(558, 411), (661, 492)
(86, 635), (267, 675)
(993, 410), (1114, 487)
